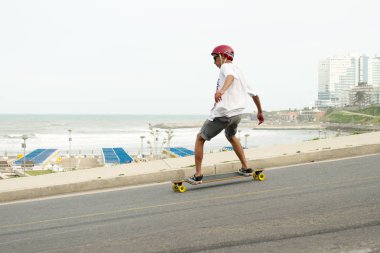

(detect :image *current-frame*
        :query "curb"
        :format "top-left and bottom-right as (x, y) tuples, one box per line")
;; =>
(1, 144), (380, 203)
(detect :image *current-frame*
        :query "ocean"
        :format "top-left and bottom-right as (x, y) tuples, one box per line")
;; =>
(0, 114), (338, 157)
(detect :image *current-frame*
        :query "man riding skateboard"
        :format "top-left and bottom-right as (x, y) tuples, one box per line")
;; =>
(188, 45), (264, 184)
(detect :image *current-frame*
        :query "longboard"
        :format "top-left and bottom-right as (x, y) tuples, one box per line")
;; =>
(172, 169), (265, 193)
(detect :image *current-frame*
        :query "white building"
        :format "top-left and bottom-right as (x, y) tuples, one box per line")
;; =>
(316, 54), (380, 108)
(368, 56), (380, 86)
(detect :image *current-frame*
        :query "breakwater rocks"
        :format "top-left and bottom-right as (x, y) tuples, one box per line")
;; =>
(153, 121), (323, 130)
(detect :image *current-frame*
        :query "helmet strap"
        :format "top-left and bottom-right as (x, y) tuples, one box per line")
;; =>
(219, 54), (227, 65)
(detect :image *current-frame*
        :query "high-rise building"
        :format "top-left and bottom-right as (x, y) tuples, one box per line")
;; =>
(317, 59), (330, 101)
(316, 54), (380, 108)
(368, 55), (380, 86)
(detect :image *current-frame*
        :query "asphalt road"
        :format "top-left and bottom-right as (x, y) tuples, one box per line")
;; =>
(0, 154), (380, 253)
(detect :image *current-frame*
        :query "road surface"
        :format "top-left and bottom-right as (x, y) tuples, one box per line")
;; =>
(0, 154), (379, 253)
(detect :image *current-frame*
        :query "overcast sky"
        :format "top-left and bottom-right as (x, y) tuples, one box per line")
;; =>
(0, 0), (379, 114)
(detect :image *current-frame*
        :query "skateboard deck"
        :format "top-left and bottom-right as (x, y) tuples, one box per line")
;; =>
(172, 169), (265, 193)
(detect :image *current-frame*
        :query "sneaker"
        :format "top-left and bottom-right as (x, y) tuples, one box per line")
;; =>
(187, 174), (203, 184)
(238, 168), (253, 176)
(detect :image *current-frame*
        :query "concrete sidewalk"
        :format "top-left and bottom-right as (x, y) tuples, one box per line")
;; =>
(1, 131), (380, 203)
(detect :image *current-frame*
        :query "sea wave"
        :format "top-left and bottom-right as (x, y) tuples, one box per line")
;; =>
(152, 122), (204, 129)
(2, 133), (36, 139)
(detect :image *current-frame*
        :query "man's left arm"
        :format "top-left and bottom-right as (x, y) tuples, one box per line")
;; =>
(252, 95), (264, 125)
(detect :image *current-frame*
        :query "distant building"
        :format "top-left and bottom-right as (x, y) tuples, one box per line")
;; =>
(316, 54), (380, 108)
(276, 109), (325, 122)
(298, 108), (325, 122)
(368, 56), (380, 86)
(349, 83), (380, 106)
(279, 111), (299, 122)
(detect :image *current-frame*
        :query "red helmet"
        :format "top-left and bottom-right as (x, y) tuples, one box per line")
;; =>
(211, 45), (234, 60)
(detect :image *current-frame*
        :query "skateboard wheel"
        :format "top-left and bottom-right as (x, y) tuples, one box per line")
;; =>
(172, 184), (178, 192)
(258, 173), (265, 181)
(178, 185), (187, 193)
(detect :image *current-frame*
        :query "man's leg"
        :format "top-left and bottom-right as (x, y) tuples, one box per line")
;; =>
(194, 134), (206, 177)
(228, 135), (249, 169)
(192, 118), (226, 179)
(228, 136), (248, 169)
(225, 115), (249, 169)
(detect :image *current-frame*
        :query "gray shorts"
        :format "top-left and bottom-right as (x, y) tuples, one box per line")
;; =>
(199, 115), (242, 141)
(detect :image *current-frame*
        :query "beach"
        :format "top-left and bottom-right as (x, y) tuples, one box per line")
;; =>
(0, 114), (339, 159)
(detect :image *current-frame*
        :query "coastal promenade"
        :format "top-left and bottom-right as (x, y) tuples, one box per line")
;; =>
(0, 131), (380, 203)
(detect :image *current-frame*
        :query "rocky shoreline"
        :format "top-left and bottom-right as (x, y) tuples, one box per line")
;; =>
(152, 121), (324, 130)
(153, 121), (380, 132)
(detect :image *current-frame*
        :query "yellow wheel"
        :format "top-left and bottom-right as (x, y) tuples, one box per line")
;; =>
(252, 174), (258, 180)
(178, 185), (187, 193)
(258, 173), (266, 181)
(172, 183), (178, 192)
